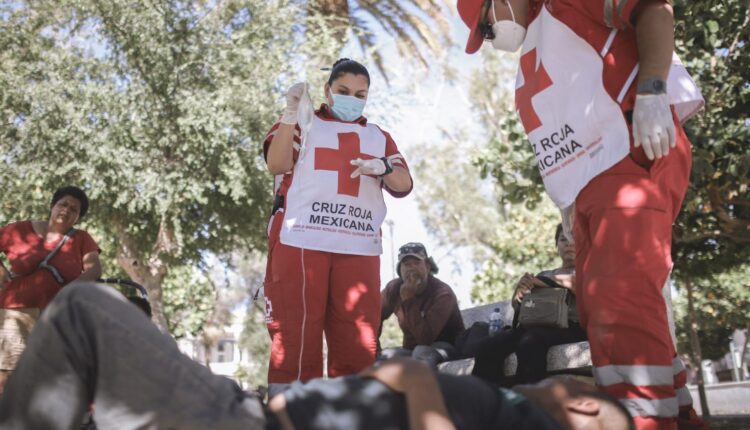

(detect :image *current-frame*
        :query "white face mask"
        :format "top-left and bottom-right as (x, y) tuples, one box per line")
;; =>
(490, 1), (526, 52)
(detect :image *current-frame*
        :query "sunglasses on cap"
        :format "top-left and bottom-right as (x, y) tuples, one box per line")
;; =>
(398, 242), (427, 257)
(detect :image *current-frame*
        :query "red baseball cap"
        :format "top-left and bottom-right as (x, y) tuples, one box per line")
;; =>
(458, 0), (487, 54)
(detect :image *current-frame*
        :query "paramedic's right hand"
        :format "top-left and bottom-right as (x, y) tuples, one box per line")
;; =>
(280, 82), (306, 125)
(513, 273), (535, 303)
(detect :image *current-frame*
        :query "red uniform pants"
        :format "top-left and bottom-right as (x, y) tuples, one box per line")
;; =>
(575, 114), (696, 430)
(264, 215), (381, 383)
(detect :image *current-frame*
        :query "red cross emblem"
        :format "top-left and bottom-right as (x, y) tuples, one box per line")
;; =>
(315, 132), (374, 197)
(515, 48), (553, 133)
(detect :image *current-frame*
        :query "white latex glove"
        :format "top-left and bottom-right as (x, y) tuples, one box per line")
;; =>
(350, 158), (387, 178)
(280, 82), (306, 125)
(632, 93), (676, 160)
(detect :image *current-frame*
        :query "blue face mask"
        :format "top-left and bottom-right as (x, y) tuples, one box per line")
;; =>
(330, 93), (366, 122)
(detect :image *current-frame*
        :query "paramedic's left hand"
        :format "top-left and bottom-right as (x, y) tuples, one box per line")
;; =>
(350, 158), (386, 178)
(632, 93), (676, 160)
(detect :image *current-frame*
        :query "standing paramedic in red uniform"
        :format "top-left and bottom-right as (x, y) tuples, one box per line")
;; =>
(458, 1), (707, 429)
(263, 59), (413, 392)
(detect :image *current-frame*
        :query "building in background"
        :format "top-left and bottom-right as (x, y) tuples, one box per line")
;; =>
(177, 310), (251, 387)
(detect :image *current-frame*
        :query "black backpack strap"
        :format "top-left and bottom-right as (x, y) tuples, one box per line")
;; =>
(38, 228), (77, 284)
(535, 275), (564, 289)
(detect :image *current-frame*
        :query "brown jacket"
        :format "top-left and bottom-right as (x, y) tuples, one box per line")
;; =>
(380, 276), (465, 350)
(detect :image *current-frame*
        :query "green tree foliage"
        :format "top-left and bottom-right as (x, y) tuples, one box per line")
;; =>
(310, 0), (452, 78)
(672, 1), (750, 249)
(669, 0), (750, 367)
(0, 0), (341, 331)
(162, 265), (216, 338)
(471, 202), (560, 304)
(673, 264), (750, 361)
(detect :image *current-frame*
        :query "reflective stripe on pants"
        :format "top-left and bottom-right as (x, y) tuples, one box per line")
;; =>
(575, 114), (692, 430)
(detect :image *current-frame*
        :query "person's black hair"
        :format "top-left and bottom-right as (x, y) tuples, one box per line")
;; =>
(327, 58), (370, 87)
(582, 389), (636, 430)
(51, 186), (89, 219)
(555, 223), (563, 245)
(127, 296), (152, 318)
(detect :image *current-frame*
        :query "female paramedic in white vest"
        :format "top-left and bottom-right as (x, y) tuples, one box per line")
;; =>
(262, 58), (413, 389)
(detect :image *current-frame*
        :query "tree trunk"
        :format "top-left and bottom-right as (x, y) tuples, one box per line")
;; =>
(138, 275), (170, 332)
(685, 278), (710, 418)
(114, 220), (171, 332)
(202, 335), (213, 370)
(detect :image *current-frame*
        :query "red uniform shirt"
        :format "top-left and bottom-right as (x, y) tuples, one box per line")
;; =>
(0, 221), (100, 309)
(263, 104), (412, 201)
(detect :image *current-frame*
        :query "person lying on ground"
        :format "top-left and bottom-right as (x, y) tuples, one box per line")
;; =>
(0, 282), (633, 430)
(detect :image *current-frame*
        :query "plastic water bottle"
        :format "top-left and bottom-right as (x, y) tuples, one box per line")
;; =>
(488, 307), (503, 336)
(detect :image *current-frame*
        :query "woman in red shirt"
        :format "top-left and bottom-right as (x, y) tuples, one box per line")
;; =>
(0, 186), (101, 395)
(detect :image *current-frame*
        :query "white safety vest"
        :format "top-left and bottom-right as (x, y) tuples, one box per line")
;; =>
(516, 6), (704, 209)
(280, 116), (387, 256)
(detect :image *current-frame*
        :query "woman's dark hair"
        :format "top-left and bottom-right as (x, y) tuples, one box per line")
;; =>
(327, 58), (370, 87)
(555, 223), (563, 244)
(51, 186), (89, 218)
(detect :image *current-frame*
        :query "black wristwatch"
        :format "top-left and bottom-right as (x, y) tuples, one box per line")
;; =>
(637, 78), (667, 95)
(379, 156), (394, 176)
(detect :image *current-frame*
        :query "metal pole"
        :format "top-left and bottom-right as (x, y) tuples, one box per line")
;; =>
(729, 339), (741, 382)
(385, 219), (395, 279)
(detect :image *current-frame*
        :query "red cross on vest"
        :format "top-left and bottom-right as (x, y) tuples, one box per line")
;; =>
(315, 132), (373, 197)
(515, 48), (553, 134)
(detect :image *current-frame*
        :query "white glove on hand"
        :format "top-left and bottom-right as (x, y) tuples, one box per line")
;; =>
(350, 158), (387, 178)
(280, 82), (306, 125)
(632, 93), (676, 160)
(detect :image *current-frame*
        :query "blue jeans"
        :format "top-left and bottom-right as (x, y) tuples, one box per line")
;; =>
(0, 283), (266, 430)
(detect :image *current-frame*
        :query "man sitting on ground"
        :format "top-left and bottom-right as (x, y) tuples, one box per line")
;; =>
(0, 282), (634, 430)
(379, 242), (465, 367)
